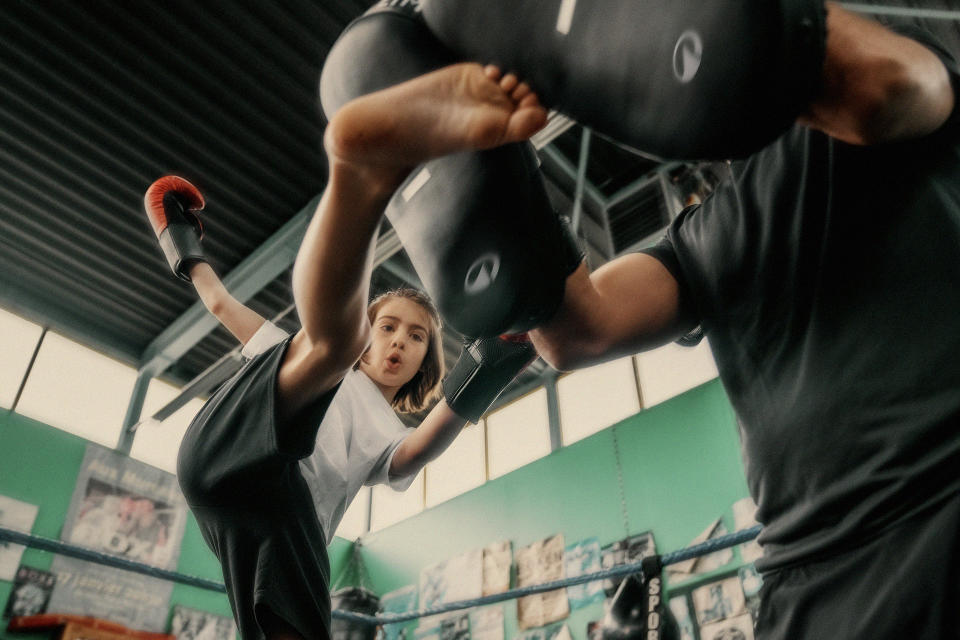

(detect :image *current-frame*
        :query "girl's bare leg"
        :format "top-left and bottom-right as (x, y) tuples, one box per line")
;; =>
(279, 63), (546, 418)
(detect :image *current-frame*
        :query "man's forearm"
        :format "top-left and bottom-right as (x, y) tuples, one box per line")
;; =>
(531, 256), (691, 371)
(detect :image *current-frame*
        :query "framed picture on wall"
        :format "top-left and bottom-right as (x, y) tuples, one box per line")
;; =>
(691, 576), (746, 627)
(169, 604), (237, 640)
(565, 537), (604, 609)
(698, 613), (754, 640)
(469, 605), (504, 640)
(737, 565), (763, 622)
(586, 620), (603, 640)
(439, 612), (470, 640)
(0, 495), (39, 581)
(600, 531), (656, 596)
(3, 565), (56, 618)
(516, 534), (569, 630)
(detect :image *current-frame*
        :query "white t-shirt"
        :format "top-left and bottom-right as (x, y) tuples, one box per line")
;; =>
(243, 321), (416, 543)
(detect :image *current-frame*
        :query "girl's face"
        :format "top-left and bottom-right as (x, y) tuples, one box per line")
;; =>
(359, 296), (433, 400)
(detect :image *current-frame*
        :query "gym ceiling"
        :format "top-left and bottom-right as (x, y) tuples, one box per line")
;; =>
(1, 0), (956, 426)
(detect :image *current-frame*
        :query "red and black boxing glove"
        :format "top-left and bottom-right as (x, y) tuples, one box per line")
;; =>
(143, 176), (206, 281)
(443, 333), (538, 423)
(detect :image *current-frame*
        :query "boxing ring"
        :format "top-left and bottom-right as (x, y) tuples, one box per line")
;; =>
(0, 524), (761, 625)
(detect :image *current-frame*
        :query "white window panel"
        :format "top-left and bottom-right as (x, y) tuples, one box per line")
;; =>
(16, 332), (137, 447)
(0, 307), (43, 409)
(336, 487), (370, 541)
(558, 356), (640, 445)
(369, 470), (424, 533)
(635, 338), (719, 408)
(425, 421), (486, 508)
(129, 378), (207, 474)
(486, 388), (550, 479)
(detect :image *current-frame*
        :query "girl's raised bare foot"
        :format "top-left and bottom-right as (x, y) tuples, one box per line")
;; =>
(325, 63), (548, 169)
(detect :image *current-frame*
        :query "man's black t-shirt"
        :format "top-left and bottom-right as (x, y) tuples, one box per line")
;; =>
(644, 28), (960, 572)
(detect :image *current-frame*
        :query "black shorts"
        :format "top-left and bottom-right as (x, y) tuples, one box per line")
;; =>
(755, 493), (960, 639)
(177, 336), (341, 640)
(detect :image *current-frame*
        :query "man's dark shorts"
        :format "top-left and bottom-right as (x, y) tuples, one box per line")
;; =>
(178, 336), (341, 640)
(756, 493), (960, 639)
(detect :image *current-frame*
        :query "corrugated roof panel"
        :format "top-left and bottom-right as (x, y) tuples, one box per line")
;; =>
(0, 0), (365, 373)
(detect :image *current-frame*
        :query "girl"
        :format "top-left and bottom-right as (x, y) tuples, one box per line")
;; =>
(144, 63), (547, 640)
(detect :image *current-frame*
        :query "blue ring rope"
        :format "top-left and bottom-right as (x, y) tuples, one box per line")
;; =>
(0, 526), (225, 592)
(0, 524), (760, 624)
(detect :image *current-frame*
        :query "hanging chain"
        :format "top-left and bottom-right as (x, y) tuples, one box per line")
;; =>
(355, 540), (375, 592)
(332, 539), (374, 592)
(610, 426), (631, 537)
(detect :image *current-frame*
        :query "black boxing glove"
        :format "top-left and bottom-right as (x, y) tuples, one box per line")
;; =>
(443, 333), (538, 423)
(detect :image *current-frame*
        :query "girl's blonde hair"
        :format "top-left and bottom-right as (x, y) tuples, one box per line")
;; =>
(362, 288), (444, 413)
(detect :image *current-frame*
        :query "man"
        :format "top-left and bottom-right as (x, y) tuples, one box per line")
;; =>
(530, 4), (959, 638)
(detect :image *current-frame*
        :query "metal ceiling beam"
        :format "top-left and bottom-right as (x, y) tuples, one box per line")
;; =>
(148, 351), (245, 423)
(605, 162), (682, 213)
(570, 128), (593, 235)
(539, 144), (607, 211)
(379, 255), (422, 287)
(531, 111), (577, 150)
(544, 373), (563, 451)
(539, 144), (616, 261)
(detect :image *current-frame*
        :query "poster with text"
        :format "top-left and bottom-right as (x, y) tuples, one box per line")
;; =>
(564, 538), (603, 609)
(668, 519), (733, 581)
(600, 532), (656, 596)
(440, 612), (471, 640)
(482, 541), (512, 596)
(515, 623), (572, 640)
(470, 606), (504, 640)
(46, 443), (189, 632)
(420, 548), (483, 611)
(732, 497), (763, 564)
(516, 534), (568, 630)
(418, 611), (468, 640)
(3, 566), (56, 618)
(169, 605), (237, 640)
(691, 577), (746, 627)
(694, 521), (734, 573)
(698, 613), (754, 640)
(381, 584), (418, 640)
(0, 495), (39, 580)
(668, 595), (697, 640)
(738, 565), (763, 622)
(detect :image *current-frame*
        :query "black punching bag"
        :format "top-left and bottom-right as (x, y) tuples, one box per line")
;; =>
(320, 1), (573, 337)
(331, 587), (380, 640)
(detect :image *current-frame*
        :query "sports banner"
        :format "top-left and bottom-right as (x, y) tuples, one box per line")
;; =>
(46, 444), (188, 632)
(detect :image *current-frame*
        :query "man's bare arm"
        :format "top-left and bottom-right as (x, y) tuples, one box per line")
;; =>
(530, 255), (693, 371)
(800, 3), (954, 144)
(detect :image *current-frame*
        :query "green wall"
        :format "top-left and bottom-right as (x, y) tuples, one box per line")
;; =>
(355, 379), (750, 640)
(0, 410), (353, 639)
(1, 378), (751, 640)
